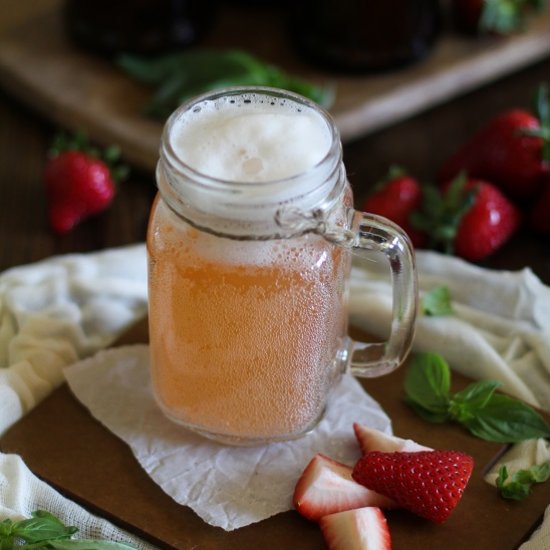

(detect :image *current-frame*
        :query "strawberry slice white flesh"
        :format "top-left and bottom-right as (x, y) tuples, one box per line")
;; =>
(353, 423), (431, 454)
(320, 507), (392, 550)
(293, 454), (395, 521)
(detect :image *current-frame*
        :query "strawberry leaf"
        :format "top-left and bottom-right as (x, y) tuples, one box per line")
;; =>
(47, 131), (129, 185)
(410, 173), (478, 255)
(533, 83), (550, 163)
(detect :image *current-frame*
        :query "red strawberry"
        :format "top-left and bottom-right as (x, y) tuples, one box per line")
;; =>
(352, 450), (474, 524)
(45, 151), (115, 234)
(451, 178), (522, 261)
(353, 423), (431, 455)
(293, 454), (396, 521)
(530, 177), (550, 235)
(438, 87), (550, 200)
(319, 507), (391, 550)
(44, 132), (127, 234)
(361, 167), (427, 247)
(412, 175), (521, 261)
(451, 0), (543, 35)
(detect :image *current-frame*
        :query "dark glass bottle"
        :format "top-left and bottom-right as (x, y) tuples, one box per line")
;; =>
(288, 0), (442, 73)
(63, 0), (217, 57)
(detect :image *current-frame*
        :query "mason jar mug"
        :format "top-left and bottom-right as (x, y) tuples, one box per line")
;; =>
(147, 87), (417, 446)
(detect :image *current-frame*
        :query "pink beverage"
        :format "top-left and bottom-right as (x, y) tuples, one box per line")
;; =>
(148, 87), (417, 445)
(148, 199), (349, 441)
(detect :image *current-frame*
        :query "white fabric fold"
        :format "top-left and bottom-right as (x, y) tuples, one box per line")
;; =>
(0, 245), (148, 435)
(349, 251), (550, 410)
(0, 452), (156, 548)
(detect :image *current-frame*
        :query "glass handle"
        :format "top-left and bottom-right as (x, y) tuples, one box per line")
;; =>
(343, 211), (418, 378)
(275, 204), (418, 377)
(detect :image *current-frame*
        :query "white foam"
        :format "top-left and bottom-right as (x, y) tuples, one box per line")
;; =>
(169, 93), (332, 183)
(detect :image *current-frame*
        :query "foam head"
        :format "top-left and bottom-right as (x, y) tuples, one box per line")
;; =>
(159, 88), (344, 234)
(168, 90), (333, 183)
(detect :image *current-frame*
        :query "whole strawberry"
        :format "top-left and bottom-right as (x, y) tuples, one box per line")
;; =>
(412, 174), (521, 262)
(362, 167), (427, 247)
(352, 450), (474, 524)
(451, 0), (544, 35)
(44, 133), (127, 234)
(452, 178), (522, 261)
(438, 86), (550, 200)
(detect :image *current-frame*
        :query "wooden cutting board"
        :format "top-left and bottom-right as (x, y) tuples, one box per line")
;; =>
(1, 318), (549, 549)
(0, 7), (550, 173)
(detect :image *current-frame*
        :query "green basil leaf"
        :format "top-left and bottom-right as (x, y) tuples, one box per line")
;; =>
(404, 352), (451, 416)
(0, 519), (14, 538)
(12, 511), (77, 544)
(405, 398), (450, 423)
(450, 380), (503, 423)
(496, 465), (529, 501)
(118, 49), (333, 119)
(462, 394), (550, 442)
(35, 540), (138, 550)
(452, 380), (502, 409)
(496, 462), (550, 501)
(421, 286), (454, 316)
(529, 462), (550, 483)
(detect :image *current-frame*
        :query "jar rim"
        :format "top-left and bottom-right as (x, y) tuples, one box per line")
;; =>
(159, 85), (342, 201)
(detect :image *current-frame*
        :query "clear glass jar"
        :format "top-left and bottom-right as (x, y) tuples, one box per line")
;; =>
(147, 87), (417, 445)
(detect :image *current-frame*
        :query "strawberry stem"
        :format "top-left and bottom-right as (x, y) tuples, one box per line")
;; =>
(48, 130), (129, 183)
(410, 172), (478, 255)
(534, 83), (550, 163)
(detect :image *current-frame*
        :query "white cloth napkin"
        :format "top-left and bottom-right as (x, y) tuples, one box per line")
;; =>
(350, 251), (550, 410)
(1, 244), (550, 544)
(0, 244), (148, 436)
(63, 345), (390, 531)
(0, 452), (156, 549)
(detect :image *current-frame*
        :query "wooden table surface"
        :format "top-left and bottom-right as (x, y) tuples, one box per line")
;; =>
(1, 2), (549, 283)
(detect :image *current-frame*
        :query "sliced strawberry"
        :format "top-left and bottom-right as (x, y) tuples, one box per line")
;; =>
(353, 423), (431, 454)
(293, 454), (396, 521)
(319, 507), (392, 550)
(352, 450), (474, 524)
